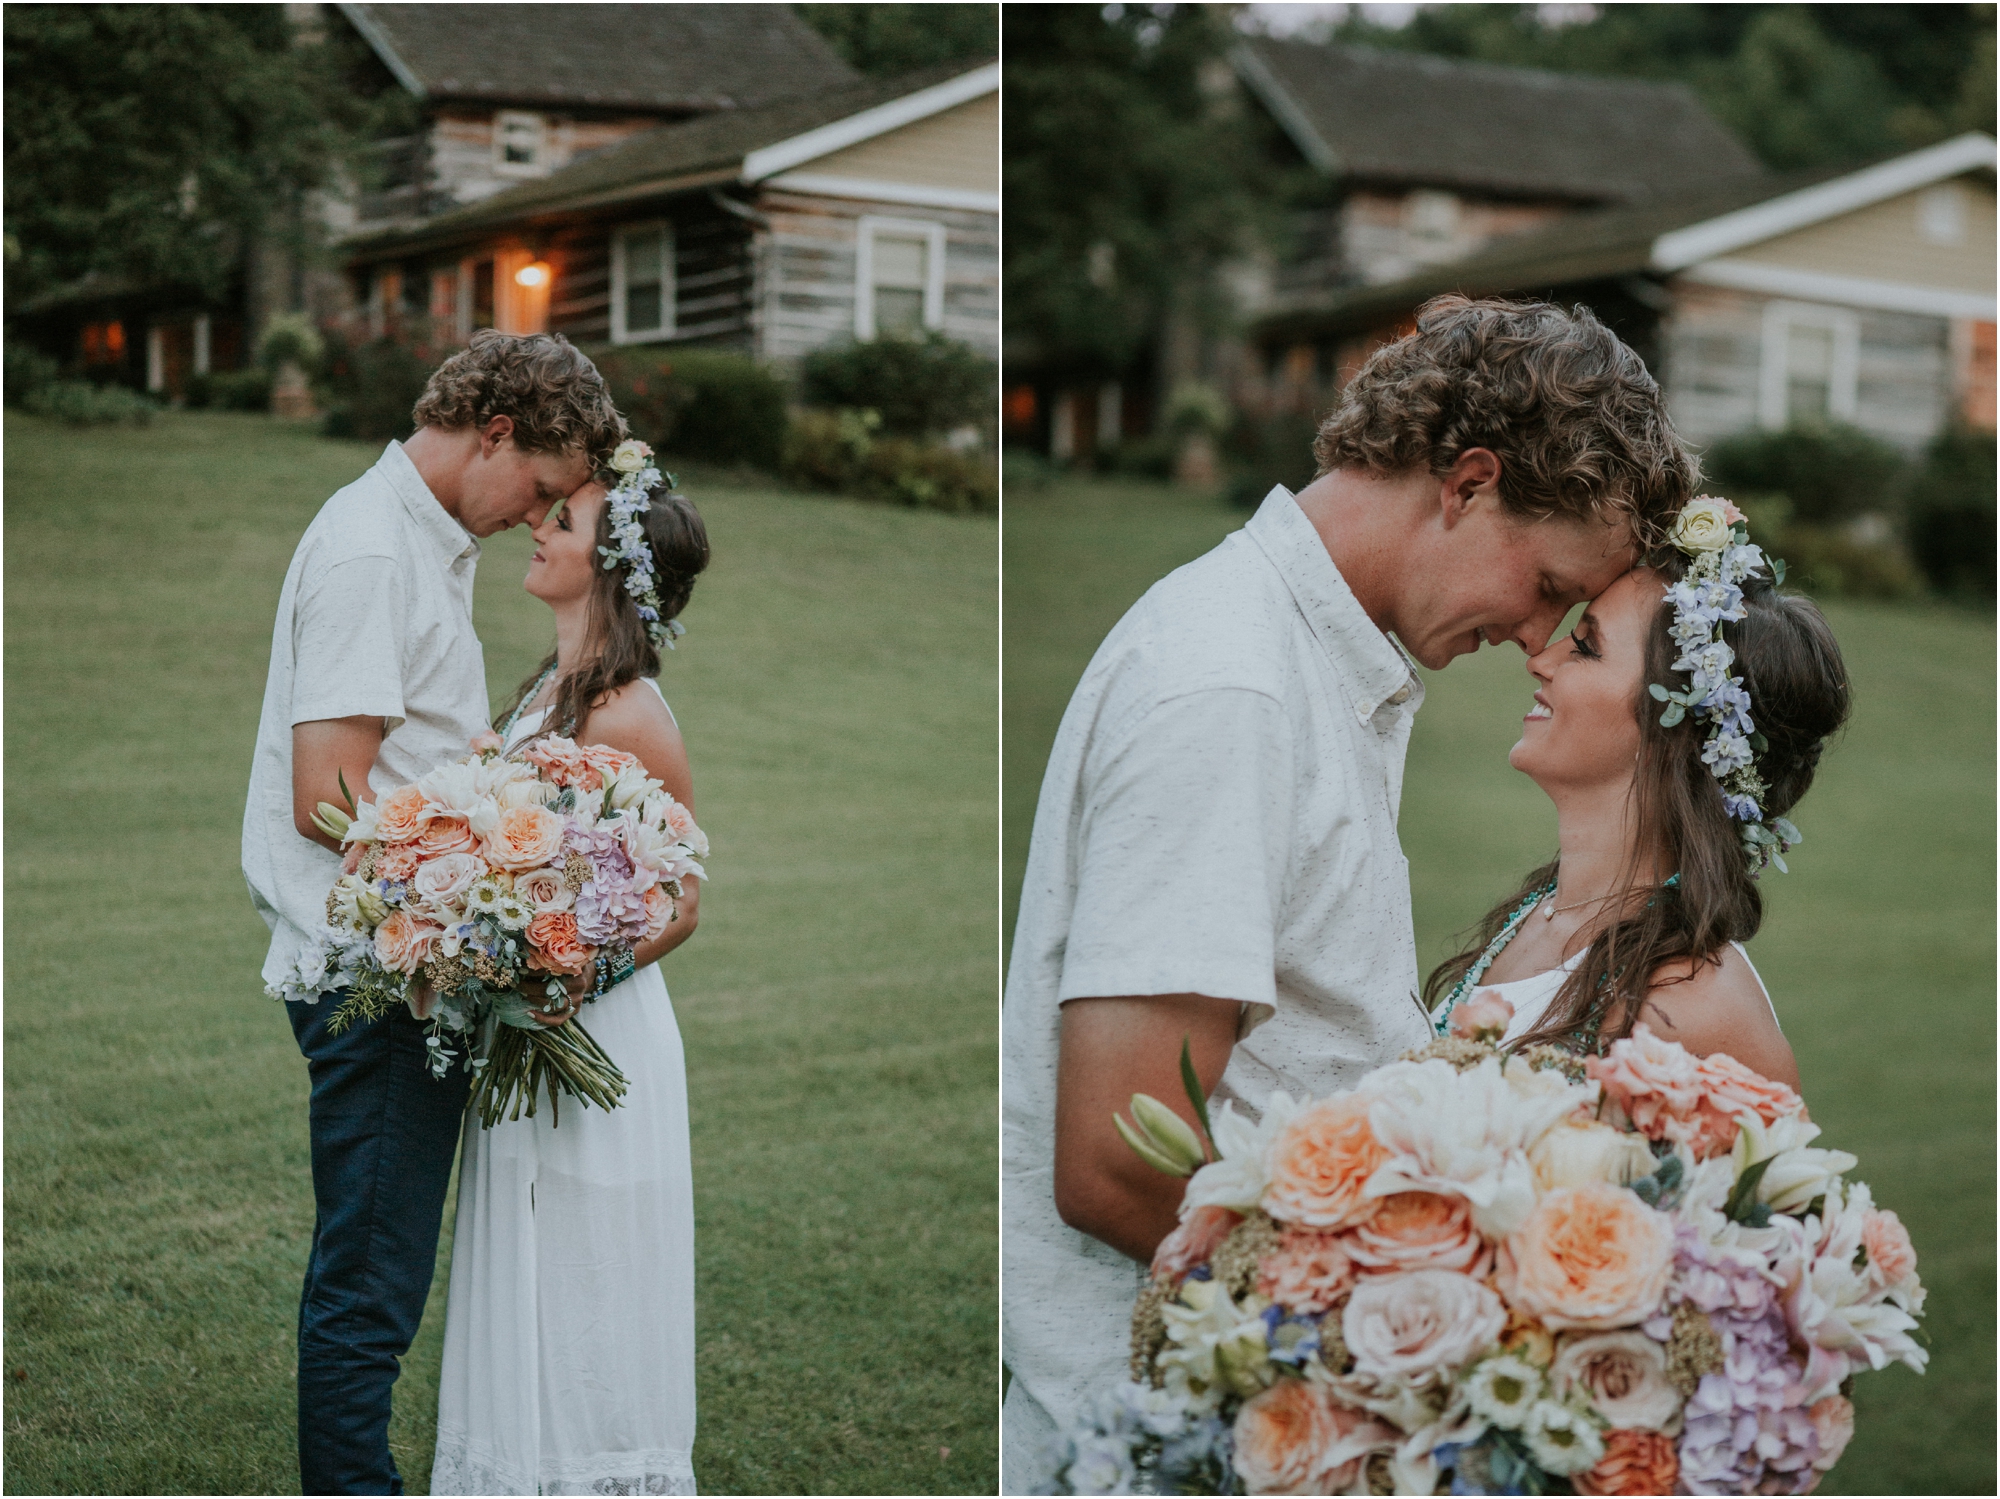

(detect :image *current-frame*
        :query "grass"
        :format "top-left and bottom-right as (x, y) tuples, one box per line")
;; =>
(1003, 473), (1994, 1497)
(4, 411), (998, 1495)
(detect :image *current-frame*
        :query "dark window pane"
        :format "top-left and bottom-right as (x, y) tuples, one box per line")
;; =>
(627, 284), (662, 333)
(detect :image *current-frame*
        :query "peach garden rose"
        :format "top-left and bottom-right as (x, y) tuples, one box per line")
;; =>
(1231, 1381), (1396, 1496)
(483, 804), (567, 872)
(1341, 1191), (1490, 1278)
(373, 783), (430, 843)
(1262, 1094), (1387, 1231)
(1498, 1183), (1674, 1332)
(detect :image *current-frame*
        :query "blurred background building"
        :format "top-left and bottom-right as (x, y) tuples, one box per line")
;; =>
(1003, 3), (1995, 596)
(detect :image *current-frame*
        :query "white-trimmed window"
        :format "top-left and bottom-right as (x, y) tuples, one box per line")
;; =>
(493, 111), (547, 176)
(856, 216), (945, 339)
(1759, 301), (1859, 428)
(610, 222), (674, 344)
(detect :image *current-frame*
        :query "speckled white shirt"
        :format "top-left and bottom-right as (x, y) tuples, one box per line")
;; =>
(241, 441), (488, 988)
(1000, 488), (1435, 1485)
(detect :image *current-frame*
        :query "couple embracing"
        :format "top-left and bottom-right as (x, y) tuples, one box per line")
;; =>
(1000, 296), (1850, 1488)
(242, 331), (707, 1495)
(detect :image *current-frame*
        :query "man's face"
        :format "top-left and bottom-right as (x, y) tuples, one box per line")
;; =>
(1392, 499), (1637, 669)
(455, 419), (594, 537)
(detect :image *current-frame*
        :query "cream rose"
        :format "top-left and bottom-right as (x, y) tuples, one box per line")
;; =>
(1530, 1120), (1658, 1193)
(515, 866), (575, 913)
(1232, 1381), (1396, 1496)
(1341, 1269), (1505, 1385)
(609, 438), (651, 473)
(410, 851), (484, 913)
(1550, 1330), (1681, 1431)
(1671, 497), (1735, 553)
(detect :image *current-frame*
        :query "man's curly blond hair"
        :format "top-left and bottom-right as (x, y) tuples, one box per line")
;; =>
(412, 329), (625, 465)
(1314, 296), (1696, 551)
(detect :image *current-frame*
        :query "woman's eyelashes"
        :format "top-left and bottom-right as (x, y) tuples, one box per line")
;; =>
(1569, 628), (1601, 661)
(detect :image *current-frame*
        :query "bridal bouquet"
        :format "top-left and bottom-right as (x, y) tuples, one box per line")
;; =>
(1043, 1007), (1924, 1496)
(268, 731), (706, 1127)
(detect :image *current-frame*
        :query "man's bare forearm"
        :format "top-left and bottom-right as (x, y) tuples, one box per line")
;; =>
(1053, 993), (1242, 1263)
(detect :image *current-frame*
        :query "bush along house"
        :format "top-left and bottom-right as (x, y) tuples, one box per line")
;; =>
(334, 54), (999, 376)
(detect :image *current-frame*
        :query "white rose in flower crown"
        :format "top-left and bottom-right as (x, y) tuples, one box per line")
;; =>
(609, 438), (651, 473)
(1671, 497), (1736, 553)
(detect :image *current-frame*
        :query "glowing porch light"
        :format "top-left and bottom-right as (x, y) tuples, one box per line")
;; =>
(515, 261), (552, 288)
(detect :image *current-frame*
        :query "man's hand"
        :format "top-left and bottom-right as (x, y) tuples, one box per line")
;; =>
(527, 965), (594, 1028)
(293, 716), (385, 852)
(1054, 993), (1243, 1263)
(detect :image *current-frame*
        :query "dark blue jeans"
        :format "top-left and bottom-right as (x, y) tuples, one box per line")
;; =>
(289, 996), (471, 1495)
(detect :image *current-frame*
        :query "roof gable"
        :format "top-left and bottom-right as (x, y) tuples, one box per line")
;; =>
(1651, 133), (1997, 270)
(1233, 36), (1764, 203)
(338, 3), (858, 112)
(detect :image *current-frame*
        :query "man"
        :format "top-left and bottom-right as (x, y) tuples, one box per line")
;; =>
(999, 297), (1697, 1486)
(242, 329), (624, 1495)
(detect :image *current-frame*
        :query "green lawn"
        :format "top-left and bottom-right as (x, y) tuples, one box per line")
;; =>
(1003, 474), (1994, 1497)
(4, 411), (998, 1495)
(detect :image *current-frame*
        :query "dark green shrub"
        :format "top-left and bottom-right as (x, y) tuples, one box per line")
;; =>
(319, 330), (432, 442)
(1700, 424), (1907, 524)
(799, 332), (996, 439)
(783, 407), (995, 513)
(1223, 408), (1320, 509)
(186, 368), (273, 411)
(1905, 427), (1996, 597)
(5, 341), (59, 408)
(592, 346), (788, 469)
(22, 379), (154, 426)
(1099, 434), (1175, 480)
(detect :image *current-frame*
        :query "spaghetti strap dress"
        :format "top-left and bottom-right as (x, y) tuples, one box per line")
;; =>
(431, 683), (696, 1496)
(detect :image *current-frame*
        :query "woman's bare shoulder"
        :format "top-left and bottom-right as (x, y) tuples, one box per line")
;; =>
(1641, 946), (1798, 1088)
(582, 679), (691, 802)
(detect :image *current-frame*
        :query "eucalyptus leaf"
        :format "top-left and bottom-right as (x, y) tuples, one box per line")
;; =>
(1660, 703), (1685, 727)
(1648, 683), (1670, 701)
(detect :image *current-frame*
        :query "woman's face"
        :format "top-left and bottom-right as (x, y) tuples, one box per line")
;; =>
(525, 480), (606, 607)
(1508, 566), (1664, 793)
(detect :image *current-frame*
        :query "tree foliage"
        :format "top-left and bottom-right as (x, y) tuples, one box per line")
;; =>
(794, 4), (995, 77)
(3, 4), (402, 307)
(1004, 5), (1282, 380)
(1322, 3), (1995, 172)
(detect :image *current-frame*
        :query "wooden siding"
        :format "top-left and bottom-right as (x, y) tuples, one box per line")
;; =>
(1727, 177), (1996, 295)
(544, 197), (756, 351)
(754, 188), (998, 364)
(1662, 280), (1951, 453)
(793, 94), (998, 194)
(426, 109), (670, 215)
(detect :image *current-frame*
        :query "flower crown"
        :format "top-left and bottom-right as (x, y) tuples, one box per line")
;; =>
(1649, 497), (1798, 875)
(600, 438), (685, 653)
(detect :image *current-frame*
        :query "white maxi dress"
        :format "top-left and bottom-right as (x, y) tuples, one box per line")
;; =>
(431, 695), (697, 1496)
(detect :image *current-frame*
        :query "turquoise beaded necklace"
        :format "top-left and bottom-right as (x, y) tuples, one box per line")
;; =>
(1431, 873), (1681, 1040)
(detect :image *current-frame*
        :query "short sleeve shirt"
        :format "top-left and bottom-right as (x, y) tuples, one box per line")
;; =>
(999, 488), (1435, 1430)
(241, 441), (489, 986)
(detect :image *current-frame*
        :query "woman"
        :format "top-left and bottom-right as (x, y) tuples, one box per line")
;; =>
(1429, 499), (1849, 1086)
(431, 441), (711, 1497)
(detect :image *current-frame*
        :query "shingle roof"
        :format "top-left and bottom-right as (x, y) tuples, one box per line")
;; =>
(343, 58), (992, 257)
(340, 3), (857, 112)
(1234, 37), (1765, 204)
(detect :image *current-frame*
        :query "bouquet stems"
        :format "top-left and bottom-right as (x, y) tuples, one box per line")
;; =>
(468, 1018), (629, 1129)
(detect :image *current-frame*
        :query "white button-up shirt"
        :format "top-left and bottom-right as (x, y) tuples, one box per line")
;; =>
(1000, 488), (1434, 1467)
(242, 441), (489, 987)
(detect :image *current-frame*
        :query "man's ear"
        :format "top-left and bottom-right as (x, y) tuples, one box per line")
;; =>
(1438, 447), (1502, 527)
(480, 414), (517, 455)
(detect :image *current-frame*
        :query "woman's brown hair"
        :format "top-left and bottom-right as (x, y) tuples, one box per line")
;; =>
(497, 480), (710, 741)
(1424, 566), (1851, 1052)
